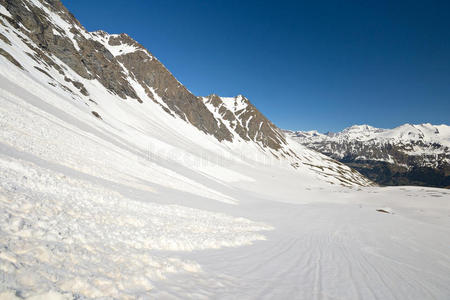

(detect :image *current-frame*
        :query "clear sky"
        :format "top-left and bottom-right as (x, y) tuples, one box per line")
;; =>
(62, 0), (450, 132)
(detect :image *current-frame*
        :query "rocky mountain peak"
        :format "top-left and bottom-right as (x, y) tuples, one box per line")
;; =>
(202, 94), (286, 149)
(342, 124), (377, 133)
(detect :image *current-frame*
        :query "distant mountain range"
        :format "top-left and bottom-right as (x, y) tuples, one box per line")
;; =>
(286, 123), (450, 188)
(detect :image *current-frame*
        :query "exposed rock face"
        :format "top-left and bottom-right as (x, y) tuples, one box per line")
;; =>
(286, 124), (450, 188)
(202, 94), (286, 149)
(0, 0), (140, 100)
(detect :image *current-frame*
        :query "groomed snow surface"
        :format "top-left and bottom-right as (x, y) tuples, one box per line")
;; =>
(0, 6), (450, 299)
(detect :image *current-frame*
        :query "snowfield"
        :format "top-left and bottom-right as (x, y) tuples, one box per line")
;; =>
(0, 1), (450, 298)
(0, 155), (271, 298)
(1, 67), (449, 300)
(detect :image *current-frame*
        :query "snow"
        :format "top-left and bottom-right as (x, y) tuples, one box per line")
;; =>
(90, 31), (153, 58)
(0, 154), (271, 298)
(0, 4), (449, 298)
(0, 290), (71, 300)
(0, 4), (12, 18)
(221, 95), (248, 112)
(288, 123), (450, 164)
(202, 96), (242, 141)
(299, 123), (450, 147)
(202, 95), (265, 145)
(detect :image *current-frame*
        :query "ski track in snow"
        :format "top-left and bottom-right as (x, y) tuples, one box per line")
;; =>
(163, 198), (450, 300)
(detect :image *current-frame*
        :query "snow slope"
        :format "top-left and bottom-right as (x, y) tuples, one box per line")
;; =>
(0, 1), (450, 299)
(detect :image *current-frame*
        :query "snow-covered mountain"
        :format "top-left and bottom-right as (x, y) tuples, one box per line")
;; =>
(0, 0), (372, 187)
(286, 123), (450, 187)
(1, 1), (449, 299)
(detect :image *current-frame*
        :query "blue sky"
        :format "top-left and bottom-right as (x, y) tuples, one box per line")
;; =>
(63, 0), (450, 132)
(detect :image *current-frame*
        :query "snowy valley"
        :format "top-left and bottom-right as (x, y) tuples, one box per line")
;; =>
(0, 0), (449, 299)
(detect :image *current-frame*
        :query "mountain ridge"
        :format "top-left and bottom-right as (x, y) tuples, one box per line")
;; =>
(0, 0), (373, 187)
(286, 123), (450, 187)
